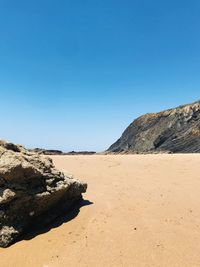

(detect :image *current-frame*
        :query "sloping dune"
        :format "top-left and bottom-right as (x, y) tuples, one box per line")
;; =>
(1, 154), (200, 267)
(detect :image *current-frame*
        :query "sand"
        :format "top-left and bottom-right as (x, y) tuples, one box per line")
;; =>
(1, 154), (200, 267)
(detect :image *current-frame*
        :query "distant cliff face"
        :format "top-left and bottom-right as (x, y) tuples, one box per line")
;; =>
(108, 101), (200, 153)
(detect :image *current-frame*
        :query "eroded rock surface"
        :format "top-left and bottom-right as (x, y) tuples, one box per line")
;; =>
(108, 101), (200, 153)
(0, 141), (87, 247)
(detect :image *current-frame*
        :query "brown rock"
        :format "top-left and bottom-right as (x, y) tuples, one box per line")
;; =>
(0, 141), (87, 247)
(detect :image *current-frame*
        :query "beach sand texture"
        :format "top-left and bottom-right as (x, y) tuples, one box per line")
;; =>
(1, 154), (200, 267)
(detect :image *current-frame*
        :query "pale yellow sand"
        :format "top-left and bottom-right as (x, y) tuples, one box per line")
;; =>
(1, 154), (200, 267)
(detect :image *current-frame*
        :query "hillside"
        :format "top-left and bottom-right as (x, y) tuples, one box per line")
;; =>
(108, 101), (200, 153)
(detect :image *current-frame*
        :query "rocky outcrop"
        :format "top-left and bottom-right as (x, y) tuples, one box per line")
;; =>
(0, 141), (87, 247)
(30, 148), (64, 155)
(30, 148), (96, 155)
(108, 101), (200, 153)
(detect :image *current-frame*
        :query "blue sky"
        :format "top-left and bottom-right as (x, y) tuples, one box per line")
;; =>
(0, 0), (200, 151)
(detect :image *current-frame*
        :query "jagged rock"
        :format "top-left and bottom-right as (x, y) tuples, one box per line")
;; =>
(0, 141), (87, 247)
(108, 101), (200, 153)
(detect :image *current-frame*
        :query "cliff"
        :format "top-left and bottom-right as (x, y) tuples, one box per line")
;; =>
(108, 101), (200, 153)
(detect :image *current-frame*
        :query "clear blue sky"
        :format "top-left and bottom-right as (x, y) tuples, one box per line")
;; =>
(0, 0), (200, 151)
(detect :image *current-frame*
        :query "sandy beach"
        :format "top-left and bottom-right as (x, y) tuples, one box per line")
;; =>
(1, 154), (200, 267)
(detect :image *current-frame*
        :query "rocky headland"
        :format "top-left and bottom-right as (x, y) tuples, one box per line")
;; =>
(108, 100), (200, 153)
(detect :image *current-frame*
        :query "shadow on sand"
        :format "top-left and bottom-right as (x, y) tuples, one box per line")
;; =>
(19, 199), (93, 242)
